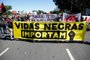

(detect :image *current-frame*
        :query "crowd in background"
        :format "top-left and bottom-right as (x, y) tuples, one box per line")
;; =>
(0, 13), (63, 29)
(0, 13), (88, 29)
(0, 12), (88, 29)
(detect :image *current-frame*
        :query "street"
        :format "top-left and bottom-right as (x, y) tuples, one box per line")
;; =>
(0, 31), (90, 60)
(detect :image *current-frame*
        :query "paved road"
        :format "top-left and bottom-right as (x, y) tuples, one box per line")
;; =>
(0, 31), (90, 60)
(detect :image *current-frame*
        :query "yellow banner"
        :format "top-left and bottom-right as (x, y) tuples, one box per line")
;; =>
(13, 21), (87, 41)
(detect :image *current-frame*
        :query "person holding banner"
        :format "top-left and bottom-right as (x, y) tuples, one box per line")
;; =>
(24, 16), (30, 22)
(29, 15), (35, 22)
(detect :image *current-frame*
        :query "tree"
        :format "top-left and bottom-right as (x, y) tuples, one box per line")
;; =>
(53, 0), (90, 13)
(5, 5), (12, 15)
(32, 10), (37, 12)
(32, 10), (46, 14)
(5, 5), (12, 11)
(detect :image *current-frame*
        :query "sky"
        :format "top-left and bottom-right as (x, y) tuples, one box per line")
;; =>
(0, 0), (56, 13)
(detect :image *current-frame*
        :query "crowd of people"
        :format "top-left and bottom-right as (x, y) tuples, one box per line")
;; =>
(0, 13), (63, 31)
(0, 12), (87, 39)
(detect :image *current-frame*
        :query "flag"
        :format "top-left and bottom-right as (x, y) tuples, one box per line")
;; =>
(0, 4), (2, 14)
(0, 3), (6, 15)
(63, 13), (81, 22)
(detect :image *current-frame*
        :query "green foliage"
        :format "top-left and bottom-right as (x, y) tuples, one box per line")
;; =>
(4, 5), (12, 15)
(5, 5), (12, 11)
(53, 0), (90, 13)
(6, 11), (12, 15)
(50, 11), (61, 14)
(32, 10), (46, 14)
(37, 10), (46, 14)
